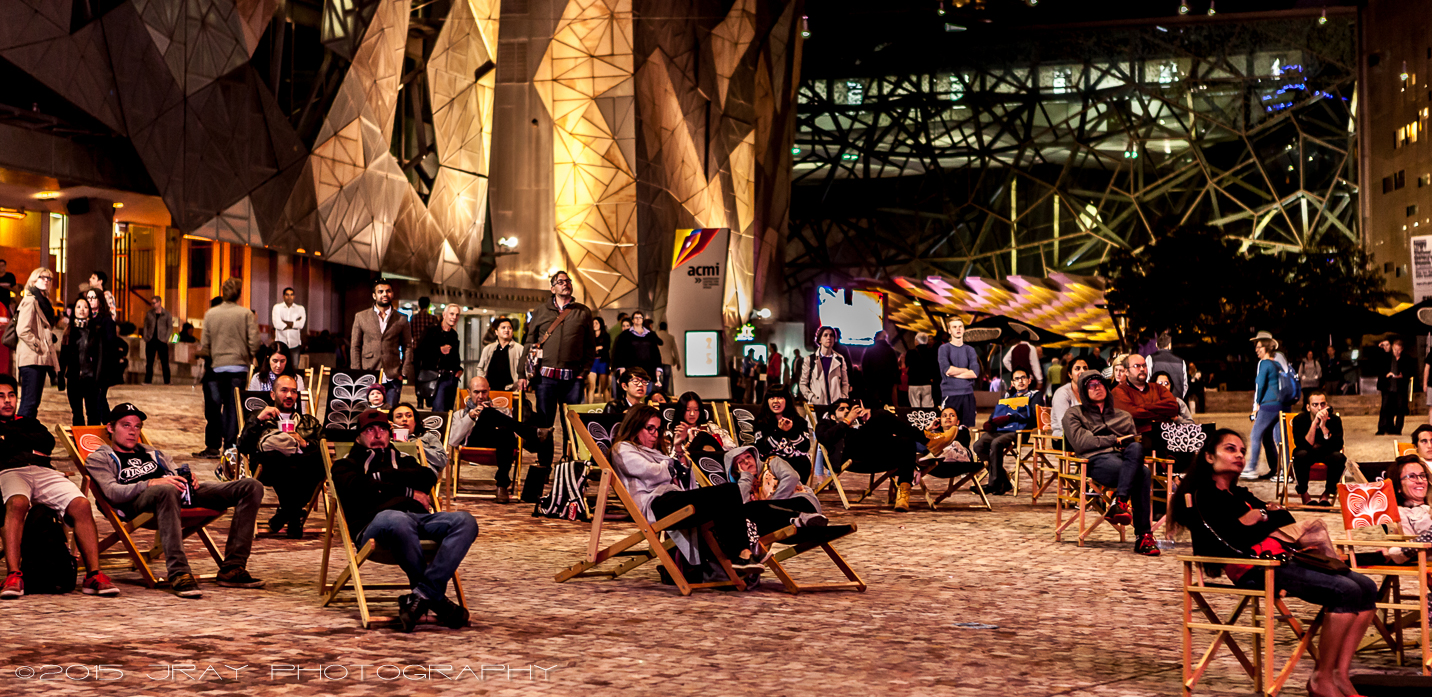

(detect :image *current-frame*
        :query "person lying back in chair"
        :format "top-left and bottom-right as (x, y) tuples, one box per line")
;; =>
(447, 376), (543, 504)
(814, 398), (923, 512)
(0, 374), (118, 599)
(390, 402), (449, 478)
(86, 403), (266, 598)
(1062, 372), (1160, 557)
(925, 406), (976, 470)
(331, 410), (478, 632)
(238, 374), (323, 539)
(720, 445), (826, 534)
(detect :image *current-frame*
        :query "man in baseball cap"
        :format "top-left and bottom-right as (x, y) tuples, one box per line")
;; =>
(83, 402), (266, 598)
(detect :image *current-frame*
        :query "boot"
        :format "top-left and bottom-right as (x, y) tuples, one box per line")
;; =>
(520, 466), (550, 504)
(894, 482), (911, 512)
(495, 486), (510, 504)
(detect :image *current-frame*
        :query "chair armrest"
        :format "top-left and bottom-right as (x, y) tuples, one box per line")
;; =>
(1331, 540), (1432, 549)
(1177, 555), (1281, 567)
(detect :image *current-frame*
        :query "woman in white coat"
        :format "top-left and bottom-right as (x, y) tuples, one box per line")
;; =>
(799, 326), (850, 407)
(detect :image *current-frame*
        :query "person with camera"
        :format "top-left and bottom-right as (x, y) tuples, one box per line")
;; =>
(1289, 391), (1346, 507)
(86, 403), (265, 598)
(237, 374), (323, 538)
(813, 398), (923, 511)
(447, 376), (543, 504)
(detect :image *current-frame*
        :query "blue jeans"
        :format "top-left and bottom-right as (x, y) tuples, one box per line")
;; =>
(1244, 406), (1281, 476)
(1087, 442), (1151, 536)
(431, 375), (459, 412)
(358, 510), (478, 601)
(1236, 564), (1377, 614)
(534, 375), (583, 467)
(17, 365), (50, 418)
(205, 372), (248, 449)
(382, 379), (403, 408)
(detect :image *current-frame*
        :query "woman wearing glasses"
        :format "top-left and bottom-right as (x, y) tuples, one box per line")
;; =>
(1382, 455), (1432, 565)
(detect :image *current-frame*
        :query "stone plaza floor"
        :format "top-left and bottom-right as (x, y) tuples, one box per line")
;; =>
(3, 384), (1429, 696)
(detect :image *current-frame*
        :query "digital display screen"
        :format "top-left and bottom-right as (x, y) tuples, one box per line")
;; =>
(685, 331), (722, 377)
(816, 287), (884, 346)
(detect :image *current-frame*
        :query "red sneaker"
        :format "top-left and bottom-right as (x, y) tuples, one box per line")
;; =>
(1135, 533), (1162, 556)
(82, 571), (120, 596)
(1, 571), (23, 599)
(1104, 499), (1133, 526)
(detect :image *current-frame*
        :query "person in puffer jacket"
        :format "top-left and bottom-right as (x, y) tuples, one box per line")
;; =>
(1062, 372), (1160, 557)
(970, 368), (1044, 496)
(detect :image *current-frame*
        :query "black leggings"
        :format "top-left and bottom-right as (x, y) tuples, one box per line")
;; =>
(743, 497), (818, 536)
(650, 483), (750, 560)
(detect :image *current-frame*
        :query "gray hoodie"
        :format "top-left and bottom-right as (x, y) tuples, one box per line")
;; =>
(723, 446), (821, 512)
(1061, 372), (1138, 458)
(85, 443), (180, 507)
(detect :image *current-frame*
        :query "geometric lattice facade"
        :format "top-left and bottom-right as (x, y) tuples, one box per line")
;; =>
(788, 14), (1359, 302)
(0, 0), (498, 288)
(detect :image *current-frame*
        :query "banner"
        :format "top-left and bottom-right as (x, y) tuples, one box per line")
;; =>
(1414, 235), (1432, 303)
(669, 228), (730, 397)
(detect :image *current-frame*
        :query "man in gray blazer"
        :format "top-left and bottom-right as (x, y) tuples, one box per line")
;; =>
(142, 295), (174, 385)
(351, 278), (413, 405)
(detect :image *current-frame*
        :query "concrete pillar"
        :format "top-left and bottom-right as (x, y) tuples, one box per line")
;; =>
(65, 198), (114, 304)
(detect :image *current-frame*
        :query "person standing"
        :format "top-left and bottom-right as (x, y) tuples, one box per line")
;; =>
(271, 287), (306, 370)
(938, 317), (981, 428)
(862, 330), (901, 407)
(142, 295), (174, 385)
(611, 311), (664, 395)
(1242, 336), (1285, 479)
(351, 278), (413, 407)
(196, 279), (259, 456)
(906, 332), (937, 407)
(1323, 344), (1346, 395)
(87, 271), (117, 321)
(765, 343), (782, 396)
(657, 321), (683, 396)
(406, 297), (438, 406)
(799, 325), (850, 408)
(60, 299), (113, 425)
(522, 270), (594, 502)
(0, 258), (15, 309)
(1378, 338), (1415, 436)
(475, 316), (526, 393)
(586, 316), (611, 403)
(417, 304), (464, 411)
(1148, 334), (1187, 400)
(1002, 338), (1043, 391)
(15, 268), (58, 418)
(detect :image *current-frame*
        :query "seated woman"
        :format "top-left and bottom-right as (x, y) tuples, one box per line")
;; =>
(389, 402), (449, 476)
(1151, 371), (1194, 424)
(670, 391), (736, 453)
(923, 406), (978, 471)
(753, 384), (813, 483)
(609, 405), (763, 576)
(1170, 428), (1377, 697)
(248, 344), (305, 394)
(718, 445), (825, 533)
(1383, 455), (1432, 564)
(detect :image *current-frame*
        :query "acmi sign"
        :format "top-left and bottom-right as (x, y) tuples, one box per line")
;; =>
(687, 264), (719, 277)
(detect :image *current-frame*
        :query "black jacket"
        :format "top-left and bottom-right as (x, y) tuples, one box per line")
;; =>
(523, 297), (595, 373)
(611, 329), (663, 376)
(1183, 481), (1295, 574)
(416, 326), (462, 374)
(0, 415), (56, 472)
(1290, 411), (1343, 453)
(1378, 352), (1416, 393)
(331, 444), (437, 540)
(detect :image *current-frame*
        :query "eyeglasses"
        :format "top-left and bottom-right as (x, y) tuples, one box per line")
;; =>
(551, 278), (571, 286)
(641, 425), (660, 433)
(1404, 472), (1429, 482)
(628, 379), (649, 388)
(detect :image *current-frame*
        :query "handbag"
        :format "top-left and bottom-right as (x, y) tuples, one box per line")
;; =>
(525, 307), (571, 379)
(1195, 492), (1349, 574)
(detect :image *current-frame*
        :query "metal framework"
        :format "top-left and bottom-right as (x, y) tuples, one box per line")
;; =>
(785, 15), (1358, 292)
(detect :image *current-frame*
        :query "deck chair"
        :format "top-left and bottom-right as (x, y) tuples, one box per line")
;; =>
(1013, 405), (1055, 497)
(1179, 554), (1324, 696)
(1396, 442), (1417, 458)
(917, 425), (992, 510)
(58, 425), (225, 587)
(448, 391), (524, 503)
(1052, 451), (1127, 546)
(317, 440), (468, 629)
(1276, 411), (1347, 509)
(1332, 480), (1431, 674)
(810, 441), (853, 509)
(553, 410), (748, 595)
(236, 389), (327, 535)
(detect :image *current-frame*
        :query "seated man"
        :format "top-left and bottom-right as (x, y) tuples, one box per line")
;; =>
(85, 403), (266, 597)
(1412, 424), (1432, 467)
(970, 368), (1043, 496)
(720, 445), (825, 532)
(1062, 373), (1160, 557)
(1289, 391), (1346, 506)
(237, 374), (324, 538)
(813, 399), (922, 512)
(390, 402), (449, 477)
(331, 410), (478, 632)
(604, 367), (651, 416)
(1, 374), (118, 598)
(447, 377), (543, 503)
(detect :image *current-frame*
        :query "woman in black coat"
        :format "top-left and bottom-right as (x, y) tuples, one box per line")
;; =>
(610, 310), (664, 394)
(752, 384), (813, 483)
(60, 298), (113, 425)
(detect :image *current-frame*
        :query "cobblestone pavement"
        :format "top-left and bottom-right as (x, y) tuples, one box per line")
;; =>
(1, 387), (1426, 696)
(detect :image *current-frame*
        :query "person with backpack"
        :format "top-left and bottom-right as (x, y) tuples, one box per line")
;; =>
(0, 374), (118, 598)
(1378, 338), (1416, 436)
(1241, 335), (1287, 479)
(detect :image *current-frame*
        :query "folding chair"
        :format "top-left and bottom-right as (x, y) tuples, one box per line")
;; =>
(1013, 404), (1055, 497)
(757, 523), (865, 594)
(1052, 451), (1127, 546)
(317, 440), (468, 629)
(918, 457), (992, 511)
(236, 389), (327, 535)
(1332, 480), (1431, 675)
(1276, 411), (1348, 509)
(448, 390), (524, 503)
(1180, 555), (1324, 696)
(1395, 442), (1417, 458)
(553, 410), (748, 595)
(58, 425), (225, 587)
(811, 441), (853, 509)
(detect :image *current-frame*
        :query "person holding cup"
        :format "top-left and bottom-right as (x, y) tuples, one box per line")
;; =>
(237, 374), (324, 538)
(389, 402), (449, 477)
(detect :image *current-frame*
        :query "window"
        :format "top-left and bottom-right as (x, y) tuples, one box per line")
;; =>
(1386, 175), (1395, 193)
(1397, 170), (1407, 189)
(1409, 205), (1419, 217)
(1419, 174), (1430, 188)
(1397, 121), (1420, 148)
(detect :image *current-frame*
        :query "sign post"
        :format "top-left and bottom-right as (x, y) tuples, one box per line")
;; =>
(1414, 235), (1432, 303)
(668, 228), (731, 397)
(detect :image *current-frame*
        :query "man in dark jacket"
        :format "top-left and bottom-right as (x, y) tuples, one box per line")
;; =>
(970, 368), (1044, 496)
(861, 331), (901, 407)
(1147, 333), (1187, 400)
(522, 270), (595, 501)
(814, 398), (923, 512)
(1063, 372), (1159, 556)
(237, 374), (324, 538)
(446, 376), (543, 504)
(332, 410), (478, 632)
(1290, 391), (1346, 506)
(1377, 338), (1415, 436)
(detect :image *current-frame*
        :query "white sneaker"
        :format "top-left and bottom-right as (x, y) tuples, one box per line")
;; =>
(1238, 471), (1260, 480)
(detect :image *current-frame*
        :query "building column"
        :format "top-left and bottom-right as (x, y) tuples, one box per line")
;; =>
(64, 198), (114, 304)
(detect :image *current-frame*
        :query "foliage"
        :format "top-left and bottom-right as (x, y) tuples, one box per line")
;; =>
(1099, 225), (1388, 351)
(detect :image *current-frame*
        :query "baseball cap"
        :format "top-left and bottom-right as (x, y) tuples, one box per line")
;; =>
(107, 403), (147, 423)
(355, 409), (390, 433)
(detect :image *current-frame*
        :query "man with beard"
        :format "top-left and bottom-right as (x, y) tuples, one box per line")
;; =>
(351, 278), (413, 407)
(237, 374), (324, 538)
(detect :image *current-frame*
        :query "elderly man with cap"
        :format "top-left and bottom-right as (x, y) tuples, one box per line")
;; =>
(1062, 372), (1160, 557)
(330, 409), (478, 632)
(84, 403), (266, 598)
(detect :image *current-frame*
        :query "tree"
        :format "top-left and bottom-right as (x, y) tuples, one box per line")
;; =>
(1099, 225), (1387, 352)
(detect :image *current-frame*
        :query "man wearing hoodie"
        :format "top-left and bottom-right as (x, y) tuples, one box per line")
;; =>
(331, 410), (477, 632)
(1062, 373), (1160, 556)
(84, 403), (266, 597)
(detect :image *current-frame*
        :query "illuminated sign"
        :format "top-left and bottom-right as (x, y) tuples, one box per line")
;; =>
(734, 323), (756, 342)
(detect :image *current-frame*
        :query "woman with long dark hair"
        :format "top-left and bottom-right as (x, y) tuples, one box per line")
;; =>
(753, 384), (812, 483)
(389, 402), (448, 476)
(248, 343), (304, 393)
(59, 298), (110, 425)
(1169, 429), (1376, 697)
(587, 316), (611, 403)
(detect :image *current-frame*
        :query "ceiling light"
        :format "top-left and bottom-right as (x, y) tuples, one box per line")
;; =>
(0, 207), (24, 220)
(296, 248), (307, 254)
(1319, 8), (1327, 25)
(1178, 1), (1189, 15)
(1206, 1), (1215, 16)
(112, 202), (124, 209)
(34, 191), (60, 200)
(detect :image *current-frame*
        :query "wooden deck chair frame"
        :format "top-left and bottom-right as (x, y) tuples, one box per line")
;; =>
(553, 410), (748, 595)
(1275, 410), (1348, 510)
(1013, 405), (1055, 497)
(1331, 481), (1432, 674)
(1180, 555), (1324, 696)
(756, 523), (866, 594)
(59, 425), (226, 587)
(1148, 454), (1178, 534)
(917, 457), (992, 511)
(234, 388), (327, 535)
(810, 441), (853, 509)
(447, 391), (523, 503)
(317, 440), (468, 629)
(1053, 451), (1127, 546)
